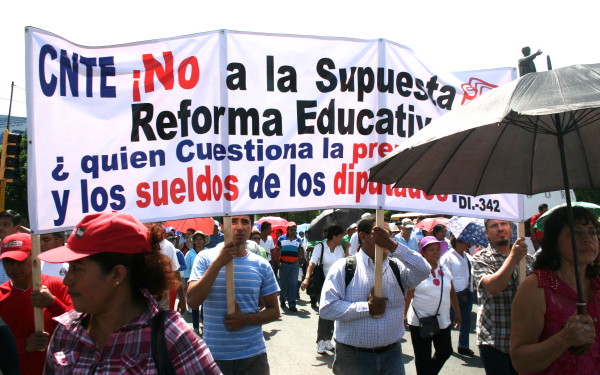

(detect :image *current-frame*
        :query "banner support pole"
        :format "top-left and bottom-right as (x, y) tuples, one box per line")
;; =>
(373, 209), (384, 318)
(31, 234), (44, 332)
(224, 216), (235, 314)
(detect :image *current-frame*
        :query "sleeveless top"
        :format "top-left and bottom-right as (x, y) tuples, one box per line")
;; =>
(526, 269), (600, 374)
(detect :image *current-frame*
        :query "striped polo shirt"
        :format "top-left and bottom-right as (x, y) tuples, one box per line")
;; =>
(277, 234), (302, 263)
(189, 248), (279, 360)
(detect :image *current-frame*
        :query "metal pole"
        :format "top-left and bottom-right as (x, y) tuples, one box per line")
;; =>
(555, 114), (585, 314)
(6, 82), (14, 132)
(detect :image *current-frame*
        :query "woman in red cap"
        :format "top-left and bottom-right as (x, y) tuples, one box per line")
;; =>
(39, 211), (221, 374)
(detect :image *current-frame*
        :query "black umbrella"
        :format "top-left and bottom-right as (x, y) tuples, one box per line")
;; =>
(369, 63), (600, 313)
(306, 209), (364, 241)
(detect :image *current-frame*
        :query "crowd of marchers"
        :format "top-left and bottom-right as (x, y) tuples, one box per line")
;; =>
(0, 205), (598, 375)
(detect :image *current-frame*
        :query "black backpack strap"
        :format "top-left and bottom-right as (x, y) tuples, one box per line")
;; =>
(345, 255), (405, 295)
(345, 255), (356, 287)
(388, 257), (405, 296)
(151, 309), (176, 375)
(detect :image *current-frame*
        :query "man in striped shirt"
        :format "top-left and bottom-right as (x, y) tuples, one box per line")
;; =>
(187, 214), (280, 375)
(276, 222), (304, 312)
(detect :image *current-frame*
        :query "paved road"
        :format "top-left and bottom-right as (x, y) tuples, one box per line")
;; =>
(264, 290), (485, 374)
(183, 289), (485, 374)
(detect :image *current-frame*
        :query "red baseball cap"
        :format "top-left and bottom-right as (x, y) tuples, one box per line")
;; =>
(287, 222), (297, 227)
(0, 233), (32, 261)
(38, 211), (151, 263)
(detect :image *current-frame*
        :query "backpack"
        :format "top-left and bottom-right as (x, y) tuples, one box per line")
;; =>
(345, 255), (405, 295)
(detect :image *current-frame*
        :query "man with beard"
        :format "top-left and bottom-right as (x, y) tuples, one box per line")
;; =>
(187, 215), (280, 374)
(472, 219), (533, 375)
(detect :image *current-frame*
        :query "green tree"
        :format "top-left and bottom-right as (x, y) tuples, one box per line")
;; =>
(4, 132), (28, 224)
(574, 189), (600, 205)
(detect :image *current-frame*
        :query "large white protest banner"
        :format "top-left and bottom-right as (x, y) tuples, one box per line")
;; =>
(26, 28), (518, 232)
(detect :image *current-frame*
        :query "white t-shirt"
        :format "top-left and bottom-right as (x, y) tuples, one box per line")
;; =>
(348, 232), (360, 256)
(160, 238), (180, 271)
(260, 236), (275, 260)
(440, 249), (472, 292)
(407, 264), (454, 329)
(41, 261), (69, 278)
(309, 241), (345, 276)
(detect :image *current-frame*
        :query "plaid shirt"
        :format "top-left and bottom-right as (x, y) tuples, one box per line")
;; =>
(44, 289), (221, 374)
(472, 246), (533, 353)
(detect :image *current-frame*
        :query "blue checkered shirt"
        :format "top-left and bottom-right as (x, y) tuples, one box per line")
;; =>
(319, 244), (430, 348)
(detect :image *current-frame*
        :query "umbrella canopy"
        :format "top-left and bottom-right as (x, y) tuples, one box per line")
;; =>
(256, 216), (289, 228)
(163, 217), (214, 235)
(533, 202), (600, 231)
(414, 217), (449, 232)
(306, 209), (364, 241)
(446, 216), (519, 248)
(369, 63), (600, 196)
(446, 217), (489, 247)
(369, 63), (600, 308)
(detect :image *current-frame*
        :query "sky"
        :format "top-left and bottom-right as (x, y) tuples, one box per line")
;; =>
(2, 0), (598, 117)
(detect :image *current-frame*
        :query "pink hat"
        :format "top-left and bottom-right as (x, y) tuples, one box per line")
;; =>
(418, 236), (449, 253)
(287, 221), (297, 227)
(0, 233), (32, 261)
(38, 211), (151, 263)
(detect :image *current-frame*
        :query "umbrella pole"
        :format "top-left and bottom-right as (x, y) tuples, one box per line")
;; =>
(224, 216), (236, 314)
(373, 209), (384, 318)
(557, 127), (586, 315)
(517, 222), (527, 285)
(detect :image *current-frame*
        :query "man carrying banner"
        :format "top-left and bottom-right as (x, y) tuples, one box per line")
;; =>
(0, 233), (73, 375)
(319, 215), (431, 374)
(187, 214), (280, 375)
(472, 219), (533, 374)
(276, 222), (304, 312)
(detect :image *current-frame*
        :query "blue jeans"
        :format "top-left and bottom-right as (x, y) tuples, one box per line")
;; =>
(478, 345), (517, 375)
(333, 341), (405, 375)
(278, 261), (299, 307)
(215, 352), (270, 375)
(451, 290), (473, 349)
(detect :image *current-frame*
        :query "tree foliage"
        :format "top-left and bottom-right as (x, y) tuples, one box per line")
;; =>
(4, 132), (28, 225)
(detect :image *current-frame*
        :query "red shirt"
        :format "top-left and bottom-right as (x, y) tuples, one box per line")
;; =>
(0, 274), (72, 375)
(527, 270), (600, 374)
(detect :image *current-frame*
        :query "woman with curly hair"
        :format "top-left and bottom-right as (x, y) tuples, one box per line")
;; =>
(39, 211), (221, 374)
(510, 206), (600, 374)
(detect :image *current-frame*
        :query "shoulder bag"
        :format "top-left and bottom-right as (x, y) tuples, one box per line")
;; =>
(413, 266), (444, 338)
(306, 242), (326, 298)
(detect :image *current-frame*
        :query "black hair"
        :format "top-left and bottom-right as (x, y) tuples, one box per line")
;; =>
(534, 206), (599, 278)
(539, 203), (548, 211)
(432, 224), (446, 236)
(325, 225), (344, 241)
(0, 210), (21, 226)
(357, 215), (376, 246)
(87, 223), (179, 304)
(49, 231), (65, 241)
